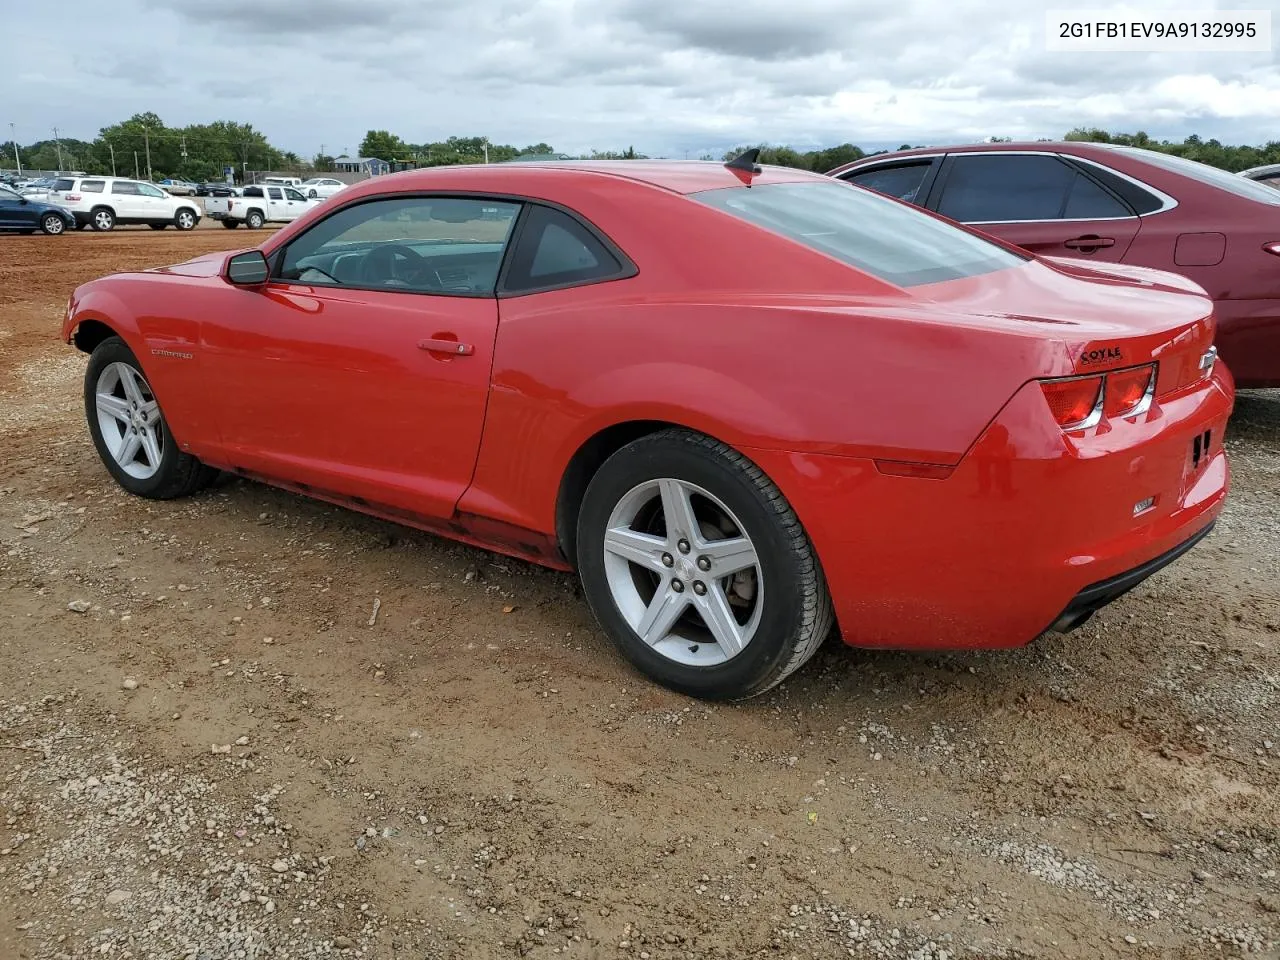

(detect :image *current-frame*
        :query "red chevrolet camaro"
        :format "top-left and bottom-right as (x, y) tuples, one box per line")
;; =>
(61, 156), (1233, 699)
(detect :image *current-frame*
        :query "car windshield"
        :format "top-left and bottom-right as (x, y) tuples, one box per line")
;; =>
(1108, 146), (1280, 205)
(693, 179), (1027, 287)
(0, 184), (18, 199)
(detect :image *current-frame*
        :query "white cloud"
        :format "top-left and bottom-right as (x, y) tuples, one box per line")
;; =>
(6, 0), (1278, 158)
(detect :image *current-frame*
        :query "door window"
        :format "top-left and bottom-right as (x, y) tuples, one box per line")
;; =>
(1061, 172), (1131, 219)
(278, 196), (521, 295)
(500, 205), (632, 294)
(842, 162), (932, 203)
(268, 187), (284, 200)
(937, 155), (1078, 222)
(285, 188), (306, 201)
(137, 183), (167, 198)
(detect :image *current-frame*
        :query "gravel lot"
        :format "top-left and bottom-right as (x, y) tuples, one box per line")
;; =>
(1, 231), (1278, 959)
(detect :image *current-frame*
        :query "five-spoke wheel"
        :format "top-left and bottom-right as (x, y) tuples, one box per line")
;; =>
(577, 429), (833, 700)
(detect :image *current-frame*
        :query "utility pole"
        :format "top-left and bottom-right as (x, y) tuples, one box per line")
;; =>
(483, 140), (489, 164)
(108, 141), (117, 176)
(8, 122), (19, 175)
(53, 127), (64, 171)
(143, 126), (152, 181)
(134, 151), (139, 179)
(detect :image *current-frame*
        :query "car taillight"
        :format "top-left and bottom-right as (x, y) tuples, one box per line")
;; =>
(1104, 364), (1156, 418)
(1039, 376), (1103, 430)
(65, 194), (81, 201)
(228, 201), (235, 210)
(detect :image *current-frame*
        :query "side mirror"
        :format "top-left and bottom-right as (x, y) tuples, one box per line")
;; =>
(225, 250), (270, 286)
(19, 197), (29, 205)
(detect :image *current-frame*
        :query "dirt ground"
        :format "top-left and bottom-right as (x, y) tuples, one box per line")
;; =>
(1, 231), (1278, 960)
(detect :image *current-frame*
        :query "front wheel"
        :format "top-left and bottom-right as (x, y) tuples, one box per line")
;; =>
(84, 337), (218, 499)
(308, 189), (318, 198)
(576, 429), (833, 700)
(40, 214), (67, 235)
(175, 208), (197, 230)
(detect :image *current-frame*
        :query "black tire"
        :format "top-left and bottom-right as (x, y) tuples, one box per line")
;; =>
(17, 229), (34, 235)
(308, 189), (318, 198)
(221, 219), (240, 229)
(246, 210), (265, 230)
(174, 208), (197, 231)
(576, 429), (834, 700)
(40, 214), (67, 236)
(90, 207), (115, 231)
(83, 337), (218, 500)
(149, 223), (167, 230)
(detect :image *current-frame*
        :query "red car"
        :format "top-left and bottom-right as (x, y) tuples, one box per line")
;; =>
(830, 142), (1280, 387)
(61, 157), (1233, 700)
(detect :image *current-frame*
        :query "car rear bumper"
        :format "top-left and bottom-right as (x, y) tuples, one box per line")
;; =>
(748, 366), (1234, 650)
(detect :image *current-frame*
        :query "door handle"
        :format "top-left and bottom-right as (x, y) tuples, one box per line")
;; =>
(1064, 235), (1115, 250)
(418, 338), (474, 356)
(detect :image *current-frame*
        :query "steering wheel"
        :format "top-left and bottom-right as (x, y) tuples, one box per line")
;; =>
(360, 242), (428, 286)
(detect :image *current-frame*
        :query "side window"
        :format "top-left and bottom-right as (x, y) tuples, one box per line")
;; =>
(80, 180), (105, 193)
(502, 205), (630, 294)
(268, 187), (283, 200)
(53, 178), (75, 191)
(138, 184), (166, 198)
(111, 182), (140, 196)
(937, 155), (1075, 222)
(244, 187), (264, 198)
(1062, 172), (1132, 219)
(278, 196), (521, 295)
(843, 162), (932, 204)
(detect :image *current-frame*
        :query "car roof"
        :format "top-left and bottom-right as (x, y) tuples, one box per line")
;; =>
(1241, 162), (1280, 177)
(357, 160), (823, 196)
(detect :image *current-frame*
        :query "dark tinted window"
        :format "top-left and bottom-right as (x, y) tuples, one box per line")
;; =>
(1105, 145), (1280, 205)
(1062, 172), (1132, 218)
(53, 178), (74, 191)
(843, 162), (931, 203)
(80, 180), (105, 193)
(502, 205), (629, 293)
(110, 181), (140, 195)
(694, 181), (1025, 288)
(244, 186), (264, 198)
(1065, 158), (1164, 214)
(938, 155), (1075, 222)
(268, 187), (283, 200)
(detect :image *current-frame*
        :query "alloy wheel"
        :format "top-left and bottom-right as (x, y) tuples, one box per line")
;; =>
(94, 362), (164, 480)
(602, 478), (763, 667)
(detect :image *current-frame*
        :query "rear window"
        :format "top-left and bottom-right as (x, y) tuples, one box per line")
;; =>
(694, 180), (1026, 288)
(1108, 146), (1280, 205)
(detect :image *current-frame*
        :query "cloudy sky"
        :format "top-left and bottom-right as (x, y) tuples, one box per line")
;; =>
(7, 0), (1279, 158)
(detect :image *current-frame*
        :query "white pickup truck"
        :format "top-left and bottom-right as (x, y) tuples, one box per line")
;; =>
(205, 184), (320, 229)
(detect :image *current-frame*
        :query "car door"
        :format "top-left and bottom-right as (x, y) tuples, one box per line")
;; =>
(926, 152), (1140, 261)
(136, 181), (170, 221)
(264, 186), (286, 219)
(109, 181), (144, 220)
(283, 187), (308, 218)
(199, 194), (523, 520)
(0, 186), (33, 227)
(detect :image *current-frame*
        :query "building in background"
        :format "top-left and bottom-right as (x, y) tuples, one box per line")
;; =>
(332, 156), (391, 177)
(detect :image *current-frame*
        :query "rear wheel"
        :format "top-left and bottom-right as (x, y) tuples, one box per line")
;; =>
(221, 219), (240, 229)
(576, 429), (833, 700)
(246, 210), (264, 230)
(84, 337), (219, 499)
(40, 214), (66, 235)
(91, 207), (115, 231)
(174, 208), (197, 230)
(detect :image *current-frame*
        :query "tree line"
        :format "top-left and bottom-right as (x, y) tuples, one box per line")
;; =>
(4, 114), (1278, 181)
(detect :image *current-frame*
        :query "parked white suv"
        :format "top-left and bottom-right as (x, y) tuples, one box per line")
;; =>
(48, 176), (202, 231)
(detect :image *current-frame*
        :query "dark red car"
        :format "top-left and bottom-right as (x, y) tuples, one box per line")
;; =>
(61, 159), (1232, 700)
(830, 142), (1280, 387)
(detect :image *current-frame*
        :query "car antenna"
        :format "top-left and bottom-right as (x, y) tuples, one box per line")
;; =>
(724, 148), (762, 185)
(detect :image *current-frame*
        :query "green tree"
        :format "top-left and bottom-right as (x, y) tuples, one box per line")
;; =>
(359, 130), (409, 160)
